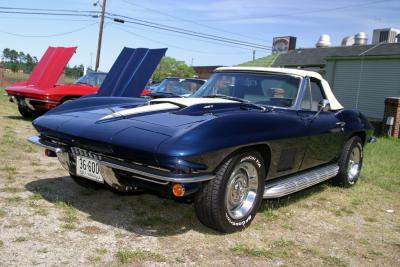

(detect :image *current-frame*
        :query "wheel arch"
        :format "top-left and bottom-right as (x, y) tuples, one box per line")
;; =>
(214, 143), (271, 178)
(350, 131), (366, 145)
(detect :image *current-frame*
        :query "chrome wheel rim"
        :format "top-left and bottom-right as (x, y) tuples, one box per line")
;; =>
(347, 144), (361, 183)
(225, 162), (259, 220)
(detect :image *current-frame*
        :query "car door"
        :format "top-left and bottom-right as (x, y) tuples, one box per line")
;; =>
(297, 77), (347, 171)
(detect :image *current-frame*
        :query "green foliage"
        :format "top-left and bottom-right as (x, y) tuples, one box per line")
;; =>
(1, 48), (83, 78)
(152, 56), (195, 81)
(2, 48), (38, 73)
(64, 64), (84, 78)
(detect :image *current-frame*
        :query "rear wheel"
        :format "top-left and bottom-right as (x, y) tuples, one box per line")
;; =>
(334, 136), (363, 187)
(194, 151), (265, 233)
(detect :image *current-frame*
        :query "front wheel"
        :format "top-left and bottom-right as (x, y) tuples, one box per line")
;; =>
(194, 151), (265, 233)
(18, 105), (35, 119)
(333, 136), (363, 187)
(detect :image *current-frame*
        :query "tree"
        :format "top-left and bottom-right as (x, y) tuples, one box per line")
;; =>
(2, 48), (10, 62)
(65, 64), (84, 78)
(152, 56), (195, 81)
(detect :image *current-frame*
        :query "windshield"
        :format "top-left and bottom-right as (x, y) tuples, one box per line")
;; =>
(75, 72), (107, 86)
(192, 72), (301, 108)
(154, 78), (205, 96)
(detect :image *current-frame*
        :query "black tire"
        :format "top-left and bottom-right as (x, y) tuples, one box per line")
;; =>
(18, 105), (35, 119)
(194, 151), (265, 233)
(18, 105), (44, 119)
(70, 174), (105, 190)
(333, 136), (363, 187)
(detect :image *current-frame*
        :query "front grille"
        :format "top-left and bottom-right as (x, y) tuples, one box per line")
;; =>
(70, 147), (103, 161)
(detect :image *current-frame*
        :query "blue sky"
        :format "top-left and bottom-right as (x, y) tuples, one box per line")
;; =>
(0, 0), (398, 71)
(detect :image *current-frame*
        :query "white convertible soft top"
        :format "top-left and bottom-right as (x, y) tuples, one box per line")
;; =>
(216, 67), (343, 110)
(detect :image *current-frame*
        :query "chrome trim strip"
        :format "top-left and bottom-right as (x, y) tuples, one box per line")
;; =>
(25, 98), (60, 110)
(25, 98), (60, 104)
(28, 136), (215, 184)
(263, 164), (339, 199)
(27, 136), (63, 152)
(99, 160), (215, 183)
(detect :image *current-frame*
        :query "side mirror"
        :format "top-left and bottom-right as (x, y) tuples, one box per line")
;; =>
(319, 99), (330, 112)
(311, 99), (330, 120)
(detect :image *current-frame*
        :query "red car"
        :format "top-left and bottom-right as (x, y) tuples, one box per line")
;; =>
(5, 46), (106, 118)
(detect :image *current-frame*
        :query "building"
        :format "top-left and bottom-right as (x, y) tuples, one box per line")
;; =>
(192, 65), (223, 79)
(325, 43), (400, 120)
(239, 43), (400, 121)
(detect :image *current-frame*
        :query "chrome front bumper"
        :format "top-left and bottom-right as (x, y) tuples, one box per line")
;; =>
(10, 96), (59, 110)
(28, 136), (215, 185)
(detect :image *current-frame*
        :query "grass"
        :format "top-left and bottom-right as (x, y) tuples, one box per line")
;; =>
(14, 236), (28, 242)
(95, 248), (108, 255)
(56, 201), (79, 229)
(362, 137), (400, 192)
(0, 208), (6, 218)
(0, 187), (25, 193)
(5, 196), (23, 203)
(321, 255), (348, 267)
(116, 249), (167, 263)
(231, 238), (295, 259)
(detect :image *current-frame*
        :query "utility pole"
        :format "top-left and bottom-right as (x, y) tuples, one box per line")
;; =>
(252, 50), (256, 61)
(95, 0), (107, 72)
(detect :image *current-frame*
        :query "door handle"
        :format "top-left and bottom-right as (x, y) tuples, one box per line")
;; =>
(336, 122), (346, 128)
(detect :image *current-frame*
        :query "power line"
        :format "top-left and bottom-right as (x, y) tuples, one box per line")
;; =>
(0, 22), (97, 37)
(113, 24), (252, 55)
(0, 7), (272, 50)
(106, 13), (272, 50)
(194, 0), (395, 22)
(0, 10), (97, 18)
(118, 0), (271, 44)
(115, 22), (258, 52)
(0, 6), (99, 14)
(105, 15), (271, 50)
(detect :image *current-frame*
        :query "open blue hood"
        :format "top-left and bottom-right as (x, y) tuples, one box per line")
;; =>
(97, 47), (167, 97)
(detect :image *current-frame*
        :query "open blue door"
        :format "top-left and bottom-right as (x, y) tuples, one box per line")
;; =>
(97, 47), (167, 97)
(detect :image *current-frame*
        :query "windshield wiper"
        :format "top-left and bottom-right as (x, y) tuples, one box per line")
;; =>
(204, 94), (268, 111)
(203, 94), (249, 103)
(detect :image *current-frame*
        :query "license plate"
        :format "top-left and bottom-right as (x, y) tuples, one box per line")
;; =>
(76, 156), (104, 183)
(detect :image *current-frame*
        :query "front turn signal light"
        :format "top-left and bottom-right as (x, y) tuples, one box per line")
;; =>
(172, 183), (185, 197)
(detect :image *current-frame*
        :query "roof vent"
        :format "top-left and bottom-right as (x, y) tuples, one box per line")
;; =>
(316, 34), (331, 48)
(354, 32), (368, 45)
(341, 35), (355, 46)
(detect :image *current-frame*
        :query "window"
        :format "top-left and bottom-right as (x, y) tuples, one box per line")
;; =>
(301, 78), (325, 111)
(192, 73), (301, 108)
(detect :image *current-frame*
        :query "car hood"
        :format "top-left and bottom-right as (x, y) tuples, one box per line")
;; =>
(33, 97), (243, 161)
(27, 46), (77, 89)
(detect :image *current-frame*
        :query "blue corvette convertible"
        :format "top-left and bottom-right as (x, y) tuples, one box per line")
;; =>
(29, 60), (375, 232)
